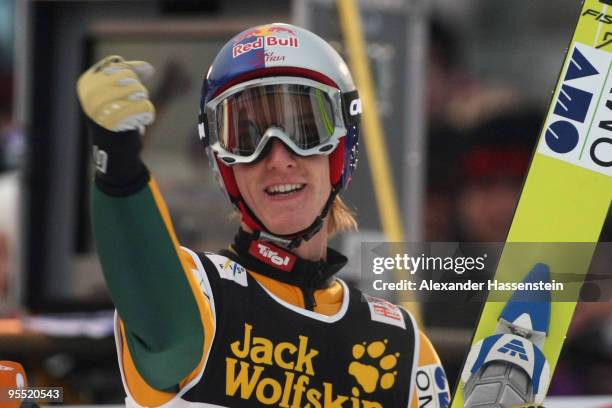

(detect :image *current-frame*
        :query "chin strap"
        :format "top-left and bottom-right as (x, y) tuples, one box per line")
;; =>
(240, 185), (340, 250)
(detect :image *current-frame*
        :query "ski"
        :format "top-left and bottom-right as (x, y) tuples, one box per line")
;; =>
(452, 0), (612, 406)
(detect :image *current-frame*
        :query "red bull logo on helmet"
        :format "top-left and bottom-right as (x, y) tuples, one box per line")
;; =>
(232, 25), (299, 59)
(232, 36), (299, 59)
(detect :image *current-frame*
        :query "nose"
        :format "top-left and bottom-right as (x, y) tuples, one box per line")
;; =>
(265, 140), (297, 170)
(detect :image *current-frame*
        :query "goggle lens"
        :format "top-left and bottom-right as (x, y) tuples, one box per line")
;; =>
(215, 83), (337, 157)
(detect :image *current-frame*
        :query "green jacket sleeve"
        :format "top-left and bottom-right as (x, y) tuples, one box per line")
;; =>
(92, 180), (204, 391)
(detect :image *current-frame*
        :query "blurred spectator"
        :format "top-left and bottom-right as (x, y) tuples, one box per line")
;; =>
(0, 0), (22, 315)
(427, 17), (522, 130)
(454, 107), (542, 242)
(426, 107), (543, 313)
(427, 17), (462, 124)
(551, 301), (612, 395)
(0, 74), (23, 313)
(425, 17), (523, 241)
(549, 236), (612, 395)
(0, 0), (14, 74)
(425, 17), (466, 241)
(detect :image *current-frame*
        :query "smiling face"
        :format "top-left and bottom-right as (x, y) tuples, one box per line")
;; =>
(233, 140), (331, 235)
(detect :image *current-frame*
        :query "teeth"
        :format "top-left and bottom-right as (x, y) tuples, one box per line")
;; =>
(266, 184), (304, 194)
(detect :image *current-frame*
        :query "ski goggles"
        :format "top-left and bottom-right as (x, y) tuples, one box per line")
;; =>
(199, 77), (348, 165)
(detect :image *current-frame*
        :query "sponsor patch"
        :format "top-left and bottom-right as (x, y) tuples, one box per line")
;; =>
(363, 294), (406, 329)
(415, 364), (450, 408)
(206, 254), (248, 287)
(248, 241), (296, 272)
(225, 322), (393, 407)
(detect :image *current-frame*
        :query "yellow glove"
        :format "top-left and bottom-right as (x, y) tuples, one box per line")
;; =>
(77, 55), (155, 132)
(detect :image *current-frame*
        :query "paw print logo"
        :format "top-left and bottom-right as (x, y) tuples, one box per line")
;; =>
(348, 339), (399, 396)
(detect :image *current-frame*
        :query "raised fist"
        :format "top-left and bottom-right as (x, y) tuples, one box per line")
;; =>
(77, 55), (155, 132)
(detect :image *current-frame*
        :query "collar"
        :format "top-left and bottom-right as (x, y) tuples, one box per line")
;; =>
(219, 228), (347, 289)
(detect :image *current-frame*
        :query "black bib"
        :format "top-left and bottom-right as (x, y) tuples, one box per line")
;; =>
(182, 252), (418, 408)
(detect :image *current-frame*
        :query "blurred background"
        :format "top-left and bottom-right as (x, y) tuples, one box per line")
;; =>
(0, 0), (610, 404)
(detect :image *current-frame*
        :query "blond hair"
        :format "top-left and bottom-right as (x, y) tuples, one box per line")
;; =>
(327, 195), (358, 237)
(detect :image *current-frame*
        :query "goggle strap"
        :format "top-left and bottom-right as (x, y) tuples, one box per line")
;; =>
(198, 113), (209, 147)
(341, 90), (361, 127)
